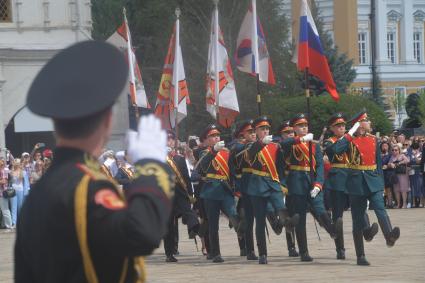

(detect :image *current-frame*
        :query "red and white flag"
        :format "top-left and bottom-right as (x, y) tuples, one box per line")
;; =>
(154, 17), (190, 130)
(235, 0), (275, 85)
(107, 11), (150, 108)
(206, 4), (239, 128)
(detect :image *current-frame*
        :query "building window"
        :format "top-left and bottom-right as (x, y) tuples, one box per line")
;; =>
(387, 32), (396, 64)
(358, 32), (368, 64)
(0, 0), (12, 22)
(413, 32), (423, 63)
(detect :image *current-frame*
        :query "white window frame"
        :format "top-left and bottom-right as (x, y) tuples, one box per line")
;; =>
(387, 29), (397, 64)
(413, 31), (423, 64)
(358, 31), (369, 65)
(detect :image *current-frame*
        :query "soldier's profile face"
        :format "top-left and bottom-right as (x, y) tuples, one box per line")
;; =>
(207, 134), (220, 146)
(331, 123), (346, 137)
(167, 137), (175, 148)
(244, 129), (256, 142)
(294, 123), (308, 136)
(281, 131), (294, 139)
(255, 126), (269, 140)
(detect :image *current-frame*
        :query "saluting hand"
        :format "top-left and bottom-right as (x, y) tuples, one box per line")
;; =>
(213, 141), (225, 152)
(348, 122), (361, 136)
(262, 135), (273, 145)
(301, 133), (314, 143)
(310, 186), (321, 198)
(126, 115), (167, 163)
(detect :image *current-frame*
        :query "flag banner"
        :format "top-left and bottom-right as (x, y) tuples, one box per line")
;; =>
(296, 0), (339, 101)
(154, 24), (190, 130)
(206, 10), (239, 128)
(235, 1), (275, 85)
(107, 19), (150, 108)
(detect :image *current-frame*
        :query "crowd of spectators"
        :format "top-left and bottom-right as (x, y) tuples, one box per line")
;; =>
(0, 143), (53, 231)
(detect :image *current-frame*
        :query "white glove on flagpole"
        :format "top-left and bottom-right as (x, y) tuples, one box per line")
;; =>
(310, 186), (321, 198)
(213, 141), (225, 152)
(348, 122), (361, 136)
(126, 115), (167, 163)
(301, 133), (314, 143)
(262, 135), (273, 145)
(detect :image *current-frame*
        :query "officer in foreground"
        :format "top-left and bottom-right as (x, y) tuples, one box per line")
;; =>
(15, 41), (173, 283)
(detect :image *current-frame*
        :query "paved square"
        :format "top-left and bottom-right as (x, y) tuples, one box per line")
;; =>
(1, 209), (424, 282)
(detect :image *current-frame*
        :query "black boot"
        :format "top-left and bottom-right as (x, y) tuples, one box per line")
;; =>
(378, 215), (400, 247)
(258, 255), (268, 264)
(286, 230), (299, 257)
(319, 214), (342, 240)
(246, 251), (258, 260)
(296, 226), (313, 262)
(229, 215), (244, 237)
(278, 209), (300, 231)
(363, 214), (379, 242)
(353, 230), (370, 266)
(267, 213), (282, 235)
(166, 255), (178, 262)
(334, 219), (345, 259)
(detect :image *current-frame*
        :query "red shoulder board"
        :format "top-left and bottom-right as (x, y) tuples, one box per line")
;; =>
(94, 189), (126, 210)
(352, 136), (376, 166)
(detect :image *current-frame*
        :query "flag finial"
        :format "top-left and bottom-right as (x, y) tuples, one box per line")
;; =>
(212, 0), (219, 5)
(175, 7), (181, 18)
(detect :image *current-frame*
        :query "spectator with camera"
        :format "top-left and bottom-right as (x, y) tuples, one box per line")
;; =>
(388, 144), (410, 208)
(0, 159), (12, 230)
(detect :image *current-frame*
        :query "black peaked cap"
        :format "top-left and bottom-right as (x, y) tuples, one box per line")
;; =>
(27, 40), (129, 119)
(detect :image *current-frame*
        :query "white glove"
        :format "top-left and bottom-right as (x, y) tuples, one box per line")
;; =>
(310, 186), (321, 198)
(126, 115), (167, 163)
(301, 133), (314, 142)
(348, 122), (360, 136)
(213, 141), (225, 151)
(262, 135), (273, 145)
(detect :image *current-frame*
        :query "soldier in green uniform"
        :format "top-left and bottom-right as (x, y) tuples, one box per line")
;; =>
(280, 113), (342, 262)
(276, 121), (299, 257)
(198, 124), (240, 263)
(324, 113), (378, 260)
(245, 116), (299, 264)
(230, 120), (258, 260)
(15, 41), (173, 283)
(333, 111), (400, 265)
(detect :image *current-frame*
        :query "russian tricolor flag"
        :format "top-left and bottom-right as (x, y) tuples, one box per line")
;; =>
(235, 0), (275, 85)
(297, 0), (339, 101)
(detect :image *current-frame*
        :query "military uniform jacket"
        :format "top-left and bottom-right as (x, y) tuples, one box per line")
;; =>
(229, 141), (250, 195)
(245, 141), (284, 197)
(344, 134), (384, 195)
(323, 135), (350, 192)
(198, 147), (233, 200)
(15, 147), (172, 283)
(166, 153), (193, 200)
(280, 137), (324, 196)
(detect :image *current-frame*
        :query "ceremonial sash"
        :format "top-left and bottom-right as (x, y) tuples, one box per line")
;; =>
(258, 144), (279, 182)
(293, 142), (316, 172)
(351, 136), (376, 166)
(213, 150), (230, 180)
(328, 137), (349, 165)
(166, 156), (188, 192)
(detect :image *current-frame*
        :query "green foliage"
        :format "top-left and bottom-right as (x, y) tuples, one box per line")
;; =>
(403, 91), (425, 128)
(264, 94), (392, 136)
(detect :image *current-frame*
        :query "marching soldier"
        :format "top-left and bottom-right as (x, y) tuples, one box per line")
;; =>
(230, 120), (258, 260)
(15, 41), (173, 283)
(163, 130), (200, 262)
(198, 124), (240, 263)
(276, 121), (299, 257)
(324, 113), (379, 260)
(245, 116), (299, 264)
(335, 111), (400, 265)
(280, 113), (342, 262)
(115, 151), (134, 190)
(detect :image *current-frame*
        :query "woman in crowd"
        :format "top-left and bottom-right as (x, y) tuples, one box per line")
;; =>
(0, 159), (12, 229)
(388, 144), (410, 208)
(9, 158), (25, 226)
(407, 142), (424, 207)
(31, 160), (44, 185)
(381, 141), (394, 208)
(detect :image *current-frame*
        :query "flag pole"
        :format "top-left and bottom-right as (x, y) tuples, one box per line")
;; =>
(173, 7), (181, 149)
(304, 68), (315, 189)
(252, 0), (261, 116)
(213, 0), (220, 124)
(123, 8), (140, 121)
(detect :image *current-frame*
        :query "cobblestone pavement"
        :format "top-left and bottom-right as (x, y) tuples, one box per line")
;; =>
(1, 209), (424, 283)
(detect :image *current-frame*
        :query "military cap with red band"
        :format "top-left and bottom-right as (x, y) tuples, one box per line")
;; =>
(234, 119), (254, 138)
(290, 113), (308, 127)
(253, 116), (272, 129)
(328, 112), (347, 127)
(349, 109), (368, 125)
(200, 124), (221, 142)
(277, 120), (293, 134)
